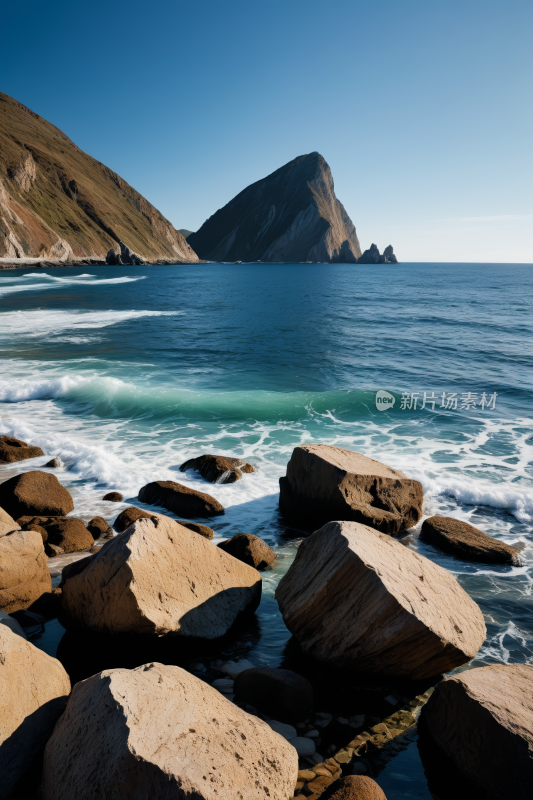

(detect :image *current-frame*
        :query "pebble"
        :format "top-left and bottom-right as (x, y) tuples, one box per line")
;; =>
(211, 678), (234, 693)
(309, 752), (324, 764)
(327, 744), (336, 753)
(291, 737), (317, 756)
(313, 712), (333, 727)
(349, 715), (365, 727)
(268, 720), (297, 740)
(385, 694), (398, 705)
(306, 729), (320, 738)
(337, 716), (349, 725)
(297, 770), (316, 781)
(220, 659), (254, 678)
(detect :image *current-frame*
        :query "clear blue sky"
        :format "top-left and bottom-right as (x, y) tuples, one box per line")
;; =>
(2, 0), (532, 262)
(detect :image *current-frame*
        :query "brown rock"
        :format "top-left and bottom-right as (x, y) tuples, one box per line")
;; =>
(275, 520), (486, 679)
(44, 518), (93, 554)
(87, 516), (113, 538)
(41, 662), (297, 800)
(0, 626), (70, 798)
(218, 532), (276, 570)
(0, 530), (52, 613)
(0, 435), (44, 464)
(113, 505), (152, 532)
(279, 445), (423, 535)
(102, 491), (123, 501)
(177, 520), (214, 539)
(61, 514), (261, 637)
(234, 666), (313, 722)
(26, 522), (48, 540)
(420, 664), (533, 800)
(421, 515), (521, 565)
(326, 775), (387, 800)
(180, 453), (256, 483)
(0, 471), (74, 519)
(45, 457), (63, 468)
(138, 480), (225, 518)
(0, 505), (19, 538)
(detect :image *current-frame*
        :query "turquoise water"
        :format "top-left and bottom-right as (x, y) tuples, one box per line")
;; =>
(1, 262), (532, 796)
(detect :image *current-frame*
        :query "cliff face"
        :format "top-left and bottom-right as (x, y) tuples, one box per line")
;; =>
(0, 92), (198, 262)
(188, 152), (362, 263)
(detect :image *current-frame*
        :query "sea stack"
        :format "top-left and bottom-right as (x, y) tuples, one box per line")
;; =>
(188, 152), (362, 263)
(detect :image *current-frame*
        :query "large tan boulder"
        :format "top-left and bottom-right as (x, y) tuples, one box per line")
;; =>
(139, 479), (225, 518)
(0, 530), (52, 614)
(275, 521), (486, 679)
(279, 444), (423, 534)
(41, 662), (297, 800)
(0, 471), (74, 519)
(421, 515), (521, 565)
(0, 435), (44, 464)
(61, 514), (261, 637)
(420, 664), (533, 800)
(0, 625), (70, 798)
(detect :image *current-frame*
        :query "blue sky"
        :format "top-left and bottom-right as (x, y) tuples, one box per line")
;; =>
(2, 0), (532, 262)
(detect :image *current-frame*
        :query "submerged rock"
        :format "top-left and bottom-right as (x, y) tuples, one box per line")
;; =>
(61, 514), (261, 637)
(41, 662), (298, 800)
(420, 664), (533, 800)
(0, 529), (52, 614)
(275, 520), (486, 679)
(218, 533), (276, 570)
(0, 435), (44, 464)
(420, 515), (521, 565)
(180, 453), (255, 483)
(279, 444), (423, 534)
(138, 480), (225, 518)
(0, 625), (70, 798)
(0, 471), (74, 519)
(234, 666), (313, 722)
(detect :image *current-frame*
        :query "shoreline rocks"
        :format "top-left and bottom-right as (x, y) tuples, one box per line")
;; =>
(61, 514), (261, 637)
(234, 666), (313, 723)
(177, 520), (214, 539)
(218, 532), (277, 570)
(0, 471), (74, 519)
(0, 529), (52, 614)
(139, 479), (225, 518)
(113, 505), (153, 532)
(275, 520), (486, 679)
(279, 444), (423, 535)
(421, 515), (521, 565)
(180, 453), (256, 483)
(17, 516), (94, 555)
(0, 435), (44, 464)
(102, 491), (123, 502)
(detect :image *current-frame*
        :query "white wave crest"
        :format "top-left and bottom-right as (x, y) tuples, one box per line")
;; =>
(0, 274), (145, 296)
(0, 309), (181, 338)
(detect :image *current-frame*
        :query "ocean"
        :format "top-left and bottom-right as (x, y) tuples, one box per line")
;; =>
(1, 261), (532, 798)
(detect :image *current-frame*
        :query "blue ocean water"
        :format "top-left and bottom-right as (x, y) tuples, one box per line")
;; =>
(1, 262), (532, 796)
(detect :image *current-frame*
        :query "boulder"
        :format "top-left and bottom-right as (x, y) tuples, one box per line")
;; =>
(218, 533), (276, 570)
(0, 435), (44, 464)
(113, 505), (152, 532)
(0, 530), (52, 614)
(421, 515), (521, 565)
(325, 776), (387, 800)
(102, 491), (123, 501)
(177, 520), (214, 539)
(41, 662), (297, 800)
(0, 471), (74, 519)
(0, 625), (70, 798)
(357, 244), (381, 264)
(279, 444), (423, 535)
(138, 480), (225, 518)
(383, 245), (398, 264)
(275, 521), (486, 679)
(420, 664), (533, 800)
(61, 514), (261, 637)
(87, 516), (113, 538)
(44, 456), (63, 468)
(43, 517), (93, 554)
(0, 505), (19, 538)
(180, 453), (255, 483)
(234, 666), (313, 722)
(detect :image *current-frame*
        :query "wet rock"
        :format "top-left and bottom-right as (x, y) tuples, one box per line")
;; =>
(0, 471), (74, 519)
(0, 625), (70, 798)
(180, 453), (256, 483)
(41, 662), (298, 800)
(357, 244), (381, 264)
(218, 532), (276, 570)
(44, 456), (63, 468)
(61, 514), (261, 637)
(113, 506), (152, 532)
(421, 515), (521, 565)
(0, 435), (44, 464)
(138, 480), (225, 518)
(275, 520), (486, 679)
(0, 530), (52, 614)
(420, 663), (533, 800)
(177, 520), (214, 539)
(279, 444), (423, 535)
(234, 666), (313, 722)
(87, 516), (113, 539)
(102, 491), (123, 502)
(324, 775), (387, 799)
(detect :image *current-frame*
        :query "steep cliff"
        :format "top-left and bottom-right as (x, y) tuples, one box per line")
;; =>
(0, 92), (198, 262)
(188, 152), (362, 263)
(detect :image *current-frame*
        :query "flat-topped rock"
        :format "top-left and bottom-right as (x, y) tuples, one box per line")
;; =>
(218, 532), (276, 570)
(420, 664), (533, 800)
(61, 514), (261, 637)
(139, 479), (225, 518)
(180, 453), (255, 483)
(41, 662), (298, 800)
(279, 444), (423, 534)
(275, 520), (486, 679)
(421, 515), (521, 565)
(0, 529), (52, 614)
(0, 435), (44, 464)
(0, 471), (74, 518)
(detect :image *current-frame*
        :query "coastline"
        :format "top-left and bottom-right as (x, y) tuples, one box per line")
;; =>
(0, 257), (204, 271)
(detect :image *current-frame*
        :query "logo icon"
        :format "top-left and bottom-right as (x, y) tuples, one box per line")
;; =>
(375, 390), (395, 411)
